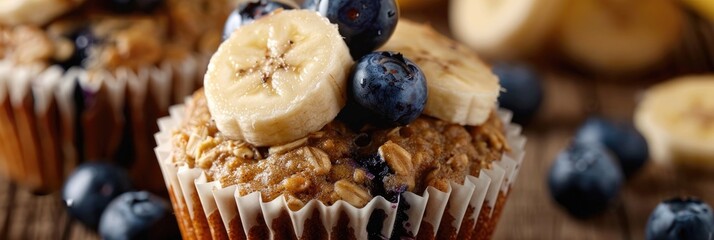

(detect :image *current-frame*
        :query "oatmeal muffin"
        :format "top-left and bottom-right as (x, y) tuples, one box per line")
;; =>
(0, 0), (231, 192)
(162, 90), (518, 239)
(156, 10), (526, 240)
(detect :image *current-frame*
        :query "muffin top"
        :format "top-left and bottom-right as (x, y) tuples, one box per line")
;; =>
(0, 0), (230, 70)
(170, 90), (509, 209)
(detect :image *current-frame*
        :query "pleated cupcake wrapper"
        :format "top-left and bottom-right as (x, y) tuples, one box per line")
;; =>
(0, 55), (203, 191)
(154, 101), (526, 239)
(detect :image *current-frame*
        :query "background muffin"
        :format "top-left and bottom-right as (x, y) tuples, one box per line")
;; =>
(0, 0), (232, 193)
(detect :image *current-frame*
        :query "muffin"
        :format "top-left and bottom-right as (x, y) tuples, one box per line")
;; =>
(0, 0), (231, 192)
(155, 10), (526, 239)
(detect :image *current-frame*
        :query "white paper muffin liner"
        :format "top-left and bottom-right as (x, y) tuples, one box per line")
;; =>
(0, 54), (205, 191)
(154, 101), (526, 239)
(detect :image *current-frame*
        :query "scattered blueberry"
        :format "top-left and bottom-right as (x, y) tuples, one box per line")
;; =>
(548, 141), (624, 218)
(646, 197), (714, 240)
(303, 0), (398, 58)
(492, 62), (543, 124)
(575, 117), (649, 178)
(223, 0), (297, 40)
(107, 0), (163, 13)
(349, 51), (427, 126)
(59, 28), (95, 69)
(99, 191), (180, 240)
(62, 162), (132, 229)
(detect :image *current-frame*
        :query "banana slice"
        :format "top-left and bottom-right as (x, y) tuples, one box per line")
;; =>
(449, 0), (565, 59)
(557, 0), (683, 74)
(635, 76), (714, 171)
(379, 20), (499, 126)
(204, 10), (352, 146)
(683, 0), (714, 21)
(0, 0), (85, 26)
(398, 0), (441, 10)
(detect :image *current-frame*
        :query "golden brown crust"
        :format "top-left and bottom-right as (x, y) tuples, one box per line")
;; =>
(170, 90), (509, 208)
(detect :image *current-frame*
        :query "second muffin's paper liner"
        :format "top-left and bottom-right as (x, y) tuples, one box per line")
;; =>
(154, 102), (526, 239)
(0, 54), (204, 192)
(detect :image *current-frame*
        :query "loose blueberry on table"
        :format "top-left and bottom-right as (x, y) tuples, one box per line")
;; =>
(348, 51), (427, 127)
(303, 0), (399, 58)
(100, 191), (180, 240)
(548, 141), (624, 219)
(646, 197), (714, 240)
(575, 117), (649, 178)
(62, 162), (133, 229)
(492, 62), (543, 124)
(223, 0), (297, 40)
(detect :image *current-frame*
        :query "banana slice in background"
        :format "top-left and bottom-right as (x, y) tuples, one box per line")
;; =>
(635, 76), (714, 172)
(380, 20), (500, 126)
(397, 0), (441, 10)
(557, 0), (684, 75)
(449, 0), (565, 59)
(204, 10), (352, 146)
(0, 0), (85, 26)
(683, 0), (714, 21)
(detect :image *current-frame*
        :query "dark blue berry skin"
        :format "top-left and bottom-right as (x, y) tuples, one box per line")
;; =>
(99, 191), (180, 240)
(354, 152), (406, 203)
(349, 51), (427, 126)
(303, 0), (398, 59)
(646, 197), (714, 240)
(548, 142), (624, 219)
(390, 195), (413, 239)
(59, 29), (95, 69)
(356, 153), (392, 199)
(223, 0), (297, 40)
(575, 117), (649, 178)
(62, 162), (133, 229)
(492, 63), (543, 124)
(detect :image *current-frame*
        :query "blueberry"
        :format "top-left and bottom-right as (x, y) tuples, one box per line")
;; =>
(62, 162), (132, 229)
(107, 0), (163, 13)
(548, 141), (624, 218)
(59, 28), (95, 69)
(349, 51), (427, 126)
(358, 153), (391, 180)
(355, 153), (403, 202)
(492, 62), (543, 124)
(575, 117), (649, 178)
(223, 0), (297, 40)
(390, 196), (413, 239)
(303, 0), (398, 58)
(99, 191), (180, 240)
(646, 197), (714, 240)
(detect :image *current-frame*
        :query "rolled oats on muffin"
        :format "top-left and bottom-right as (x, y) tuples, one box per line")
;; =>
(156, 8), (527, 240)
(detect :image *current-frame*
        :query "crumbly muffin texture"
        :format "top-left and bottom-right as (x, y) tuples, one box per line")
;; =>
(170, 90), (509, 210)
(0, 0), (229, 70)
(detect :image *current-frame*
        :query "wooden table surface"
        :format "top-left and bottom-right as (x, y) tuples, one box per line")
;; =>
(1, 4), (713, 240)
